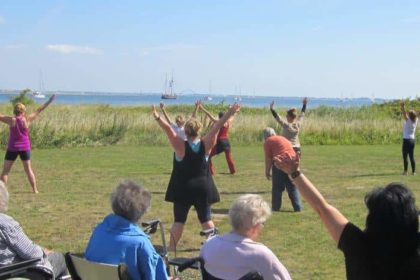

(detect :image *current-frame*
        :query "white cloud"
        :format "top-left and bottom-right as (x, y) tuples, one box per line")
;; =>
(0, 16), (5, 25)
(46, 44), (103, 55)
(139, 43), (197, 57)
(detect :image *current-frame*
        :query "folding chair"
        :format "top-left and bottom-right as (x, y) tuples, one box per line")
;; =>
(0, 258), (53, 280)
(64, 253), (130, 280)
(176, 257), (264, 280)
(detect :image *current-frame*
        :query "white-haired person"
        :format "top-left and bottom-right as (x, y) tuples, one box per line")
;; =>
(85, 180), (171, 280)
(152, 103), (240, 251)
(270, 97), (308, 155)
(0, 95), (55, 193)
(264, 127), (301, 212)
(200, 194), (292, 280)
(0, 181), (68, 279)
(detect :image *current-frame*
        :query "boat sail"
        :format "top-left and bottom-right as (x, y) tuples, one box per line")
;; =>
(161, 73), (177, 99)
(33, 71), (46, 99)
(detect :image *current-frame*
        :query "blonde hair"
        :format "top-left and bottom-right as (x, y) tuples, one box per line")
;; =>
(229, 194), (271, 231)
(175, 115), (186, 127)
(14, 103), (26, 115)
(184, 118), (203, 138)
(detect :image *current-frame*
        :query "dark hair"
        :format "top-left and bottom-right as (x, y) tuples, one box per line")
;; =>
(286, 108), (297, 119)
(408, 110), (417, 122)
(365, 183), (419, 259)
(218, 111), (225, 118)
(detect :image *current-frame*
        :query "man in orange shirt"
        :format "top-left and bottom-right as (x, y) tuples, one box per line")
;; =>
(263, 127), (301, 212)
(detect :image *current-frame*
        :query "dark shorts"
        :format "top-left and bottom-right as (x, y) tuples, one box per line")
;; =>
(5, 150), (31, 161)
(173, 202), (212, 224)
(214, 139), (231, 154)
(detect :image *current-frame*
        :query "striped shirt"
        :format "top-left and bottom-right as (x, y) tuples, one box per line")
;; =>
(0, 213), (53, 275)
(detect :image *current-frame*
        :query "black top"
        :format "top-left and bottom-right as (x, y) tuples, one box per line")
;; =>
(165, 141), (220, 205)
(338, 222), (420, 280)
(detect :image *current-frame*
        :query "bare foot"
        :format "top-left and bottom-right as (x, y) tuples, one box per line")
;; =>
(33, 189), (39, 194)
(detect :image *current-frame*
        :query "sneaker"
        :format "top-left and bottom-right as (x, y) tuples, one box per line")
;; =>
(403, 171), (408, 176)
(412, 172), (416, 176)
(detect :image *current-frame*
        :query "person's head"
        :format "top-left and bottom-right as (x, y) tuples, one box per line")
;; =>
(263, 127), (276, 141)
(175, 115), (186, 128)
(184, 118), (203, 139)
(111, 180), (151, 223)
(0, 181), (9, 213)
(365, 183), (419, 254)
(229, 194), (271, 239)
(218, 111), (225, 119)
(286, 108), (297, 122)
(13, 103), (26, 116)
(408, 110), (417, 122)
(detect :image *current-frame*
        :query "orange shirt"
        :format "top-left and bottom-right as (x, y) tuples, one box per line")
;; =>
(264, 135), (296, 161)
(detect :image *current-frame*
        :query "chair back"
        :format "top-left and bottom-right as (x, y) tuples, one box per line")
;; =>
(65, 253), (130, 280)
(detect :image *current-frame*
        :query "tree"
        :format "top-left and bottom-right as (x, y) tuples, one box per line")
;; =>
(10, 88), (35, 105)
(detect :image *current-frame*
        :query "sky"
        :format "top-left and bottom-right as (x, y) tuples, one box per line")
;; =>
(1, 0), (420, 99)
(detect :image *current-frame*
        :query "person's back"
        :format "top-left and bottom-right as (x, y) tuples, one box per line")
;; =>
(85, 214), (167, 280)
(8, 116), (31, 151)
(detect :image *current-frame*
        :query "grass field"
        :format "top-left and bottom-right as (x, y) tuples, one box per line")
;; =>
(5, 144), (420, 279)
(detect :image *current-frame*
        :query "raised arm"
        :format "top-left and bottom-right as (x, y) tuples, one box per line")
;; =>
(269, 101), (286, 125)
(274, 155), (348, 244)
(0, 114), (14, 126)
(200, 104), (218, 123)
(202, 104), (240, 154)
(159, 102), (173, 124)
(191, 100), (201, 118)
(401, 101), (408, 121)
(27, 94), (55, 122)
(152, 105), (184, 157)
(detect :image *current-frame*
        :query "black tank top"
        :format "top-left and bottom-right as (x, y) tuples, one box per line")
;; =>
(165, 141), (220, 205)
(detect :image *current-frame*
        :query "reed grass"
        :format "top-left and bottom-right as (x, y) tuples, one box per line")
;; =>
(0, 100), (413, 148)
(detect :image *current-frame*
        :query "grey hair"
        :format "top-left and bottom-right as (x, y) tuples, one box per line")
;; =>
(229, 194), (271, 231)
(263, 127), (276, 140)
(111, 180), (151, 222)
(0, 181), (9, 213)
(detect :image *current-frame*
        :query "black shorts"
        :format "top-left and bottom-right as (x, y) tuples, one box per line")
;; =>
(5, 150), (31, 161)
(173, 202), (212, 224)
(214, 139), (231, 154)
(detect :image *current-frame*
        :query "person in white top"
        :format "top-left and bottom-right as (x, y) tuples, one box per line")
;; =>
(401, 101), (418, 175)
(200, 194), (292, 280)
(159, 101), (200, 141)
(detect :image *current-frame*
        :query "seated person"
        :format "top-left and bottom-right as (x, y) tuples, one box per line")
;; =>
(85, 180), (169, 280)
(200, 194), (292, 280)
(0, 181), (68, 279)
(274, 155), (420, 280)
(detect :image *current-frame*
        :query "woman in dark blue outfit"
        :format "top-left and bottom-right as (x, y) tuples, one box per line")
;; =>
(152, 103), (240, 252)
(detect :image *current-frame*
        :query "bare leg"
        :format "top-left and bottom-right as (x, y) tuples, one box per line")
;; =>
(1, 160), (15, 184)
(22, 160), (38, 193)
(168, 222), (184, 252)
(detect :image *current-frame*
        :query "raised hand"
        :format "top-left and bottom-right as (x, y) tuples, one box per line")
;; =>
(151, 105), (160, 119)
(227, 103), (241, 116)
(160, 102), (165, 109)
(273, 154), (300, 175)
(270, 100), (275, 110)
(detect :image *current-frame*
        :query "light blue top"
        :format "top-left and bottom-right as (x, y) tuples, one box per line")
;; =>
(175, 139), (209, 162)
(85, 214), (169, 280)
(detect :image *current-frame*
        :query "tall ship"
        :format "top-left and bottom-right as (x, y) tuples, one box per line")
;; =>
(161, 73), (177, 99)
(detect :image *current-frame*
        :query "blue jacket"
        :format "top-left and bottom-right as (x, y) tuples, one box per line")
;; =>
(85, 214), (169, 280)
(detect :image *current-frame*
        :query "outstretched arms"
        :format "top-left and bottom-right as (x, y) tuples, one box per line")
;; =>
(202, 104), (240, 154)
(27, 94), (55, 122)
(152, 105), (184, 157)
(191, 100), (201, 118)
(199, 104), (218, 123)
(274, 155), (348, 244)
(401, 101), (408, 121)
(159, 102), (173, 124)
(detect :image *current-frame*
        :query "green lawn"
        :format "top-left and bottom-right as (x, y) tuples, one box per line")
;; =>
(5, 144), (420, 279)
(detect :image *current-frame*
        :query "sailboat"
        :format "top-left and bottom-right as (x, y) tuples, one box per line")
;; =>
(33, 71), (46, 99)
(161, 73), (177, 99)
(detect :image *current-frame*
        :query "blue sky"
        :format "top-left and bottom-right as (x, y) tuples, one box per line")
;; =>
(1, 0), (419, 99)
